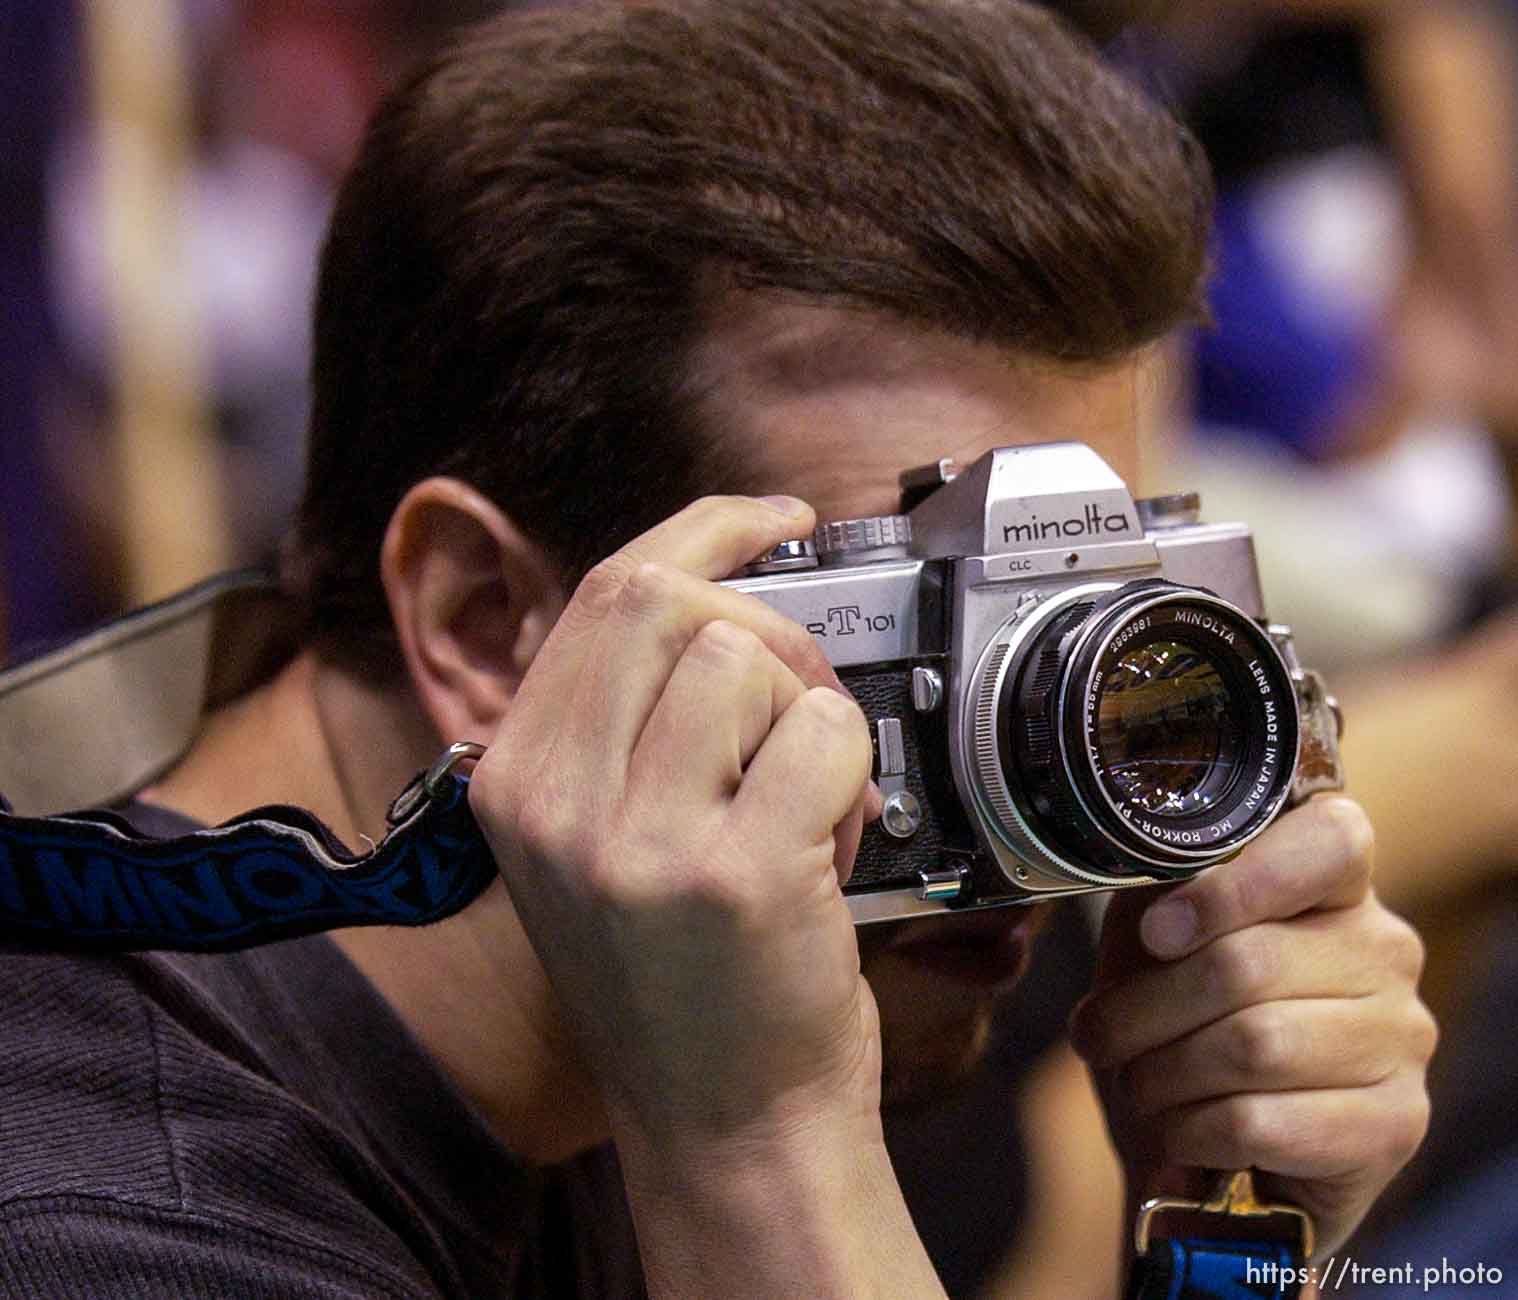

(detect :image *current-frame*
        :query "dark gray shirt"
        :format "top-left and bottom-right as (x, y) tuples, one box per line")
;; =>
(0, 803), (645, 1299)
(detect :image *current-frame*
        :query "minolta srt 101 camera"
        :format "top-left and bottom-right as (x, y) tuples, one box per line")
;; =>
(726, 443), (1343, 926)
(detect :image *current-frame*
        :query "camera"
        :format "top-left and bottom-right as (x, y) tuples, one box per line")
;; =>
(726, 443), (1343, 925)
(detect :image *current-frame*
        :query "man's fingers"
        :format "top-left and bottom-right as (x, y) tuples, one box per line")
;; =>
(628, 620), (807, 805)
(615, 494), (816, 579)
(1122, 995), (1438, 1117)
(733, 688), (873, 884)
(1073, 902), (1423, 1068)
(1084, 795), (1432, 1261)
(565, 496), (816, 635)
(514, 493), (821, 731)
(1150, 1074), (1431, 1185)
(522, 559), (840, 797)
(1135, 797), (1375, 961)
(831, 797), (867, 884)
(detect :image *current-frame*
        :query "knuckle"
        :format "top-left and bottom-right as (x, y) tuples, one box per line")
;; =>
(1388, 1083), (1432, 1165)
(1378, 908), (1427, 983)
(1409, 1001), (1440, 1065)
(577, 553), (637, 614)
(513, 785), (581, 861)
(1226, 1005), (1293, 1080)
(616, 560), (682, 617)
(577, 850), (629, 903)
(583, 813), (671, 909)
(1207, 929), (1278, 1005)
(1390, 905), (1420, 971)
(690, 618), (765, 667)
(689, 493), (749, 521)
(689, 859), (761, 916)
(465, 763), (513, 839)
(1217, 1093), (1287, 1165)
(507, 758), (605, 868)
(808, 690), (872, 772)
(608, 815), (754, 917)
(651, 838), (759, 918)
(802, 684), (864, 729)
(1166, 1095), (1275, 1169)
(1365, 1077), (1431, 1171)
(684, 493), (779, 537)
(1320, 795), (1375, 876)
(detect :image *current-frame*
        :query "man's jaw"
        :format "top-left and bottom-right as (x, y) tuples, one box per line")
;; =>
(863, 904), (1053, 1108)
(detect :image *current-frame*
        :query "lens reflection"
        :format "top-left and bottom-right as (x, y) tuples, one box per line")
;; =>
(1097, 639), (1242, 816)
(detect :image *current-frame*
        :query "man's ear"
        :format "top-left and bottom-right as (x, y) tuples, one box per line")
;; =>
(381, 477), (566, 744)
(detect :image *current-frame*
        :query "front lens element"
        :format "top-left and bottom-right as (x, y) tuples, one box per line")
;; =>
(1096, 639), (1245, 816)
(986, 581), (1301, 880)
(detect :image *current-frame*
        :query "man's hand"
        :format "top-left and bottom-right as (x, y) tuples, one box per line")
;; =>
(1070, 796), (1436, 1258)
(469, 494), (877, 1141)
(466, 495), (945, 1298)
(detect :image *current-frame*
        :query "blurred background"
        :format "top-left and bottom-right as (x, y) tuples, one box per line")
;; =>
(4, 1), (1517, 1296)
(2, 0), (503, 661)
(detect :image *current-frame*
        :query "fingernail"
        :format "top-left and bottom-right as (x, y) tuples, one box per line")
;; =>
(756, 494), (810, 518)
(1141, 897), (1198, 958)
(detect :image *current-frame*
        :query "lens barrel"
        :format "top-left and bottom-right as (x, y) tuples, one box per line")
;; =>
(971, 581), (1299, 882)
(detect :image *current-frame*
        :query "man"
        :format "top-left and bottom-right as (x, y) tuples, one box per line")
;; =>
(0, 1), (1433, 1296)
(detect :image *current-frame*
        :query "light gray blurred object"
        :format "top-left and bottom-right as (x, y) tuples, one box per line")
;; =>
(1175, 424), (1512, 674)
(49, 128), (328, 564)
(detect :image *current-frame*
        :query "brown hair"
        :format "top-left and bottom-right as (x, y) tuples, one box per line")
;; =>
(290, 0), (1212, 672)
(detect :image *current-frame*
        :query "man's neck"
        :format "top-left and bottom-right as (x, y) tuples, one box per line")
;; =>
(140, 651), (416, 847)
(140, 650), (609, 1165)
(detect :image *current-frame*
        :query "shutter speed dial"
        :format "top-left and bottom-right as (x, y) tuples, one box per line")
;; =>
(744, 515), (913, 575)
(815, 515), (912, 566)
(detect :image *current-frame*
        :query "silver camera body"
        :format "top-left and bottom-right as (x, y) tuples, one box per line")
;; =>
(726, 443), (1342, 925)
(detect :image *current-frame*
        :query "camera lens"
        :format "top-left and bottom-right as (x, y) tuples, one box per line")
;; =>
(1096, 638), (1244, 817)
(966, 580), (1300, 883)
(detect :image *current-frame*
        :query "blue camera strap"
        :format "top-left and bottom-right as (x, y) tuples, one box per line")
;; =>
(1127, 1239), (1302, 1299)
(0, 743), (498, 953)
(1126, 1172), (1312, 1299)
